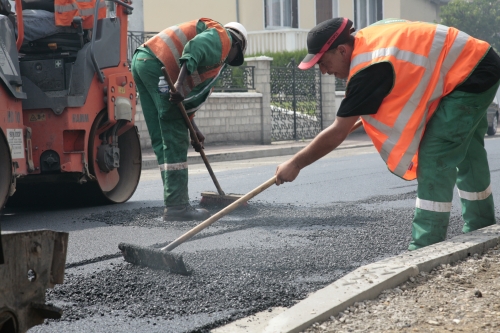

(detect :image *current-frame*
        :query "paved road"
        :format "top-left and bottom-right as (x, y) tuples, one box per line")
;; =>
(2, 135), (499, 333)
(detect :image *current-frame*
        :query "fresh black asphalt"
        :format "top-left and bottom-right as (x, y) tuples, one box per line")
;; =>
(18, 137), (500, 332)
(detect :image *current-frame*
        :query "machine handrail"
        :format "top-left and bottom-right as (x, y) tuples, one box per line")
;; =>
(90, 0), (105, 83)
(90, 0), (134, 83)
(108, 0), (134, 10)
(14, 0), (24, 51)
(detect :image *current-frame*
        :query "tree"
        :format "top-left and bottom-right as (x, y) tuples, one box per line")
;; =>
(440, 0), (500, 51)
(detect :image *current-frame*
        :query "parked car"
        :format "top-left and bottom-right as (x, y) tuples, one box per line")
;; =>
(487, 96), (499, 136)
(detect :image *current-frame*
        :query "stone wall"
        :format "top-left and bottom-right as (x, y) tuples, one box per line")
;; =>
(193, 92), (263, 144)
(135, 92), (264, 148)
(134, 103), (151, 149)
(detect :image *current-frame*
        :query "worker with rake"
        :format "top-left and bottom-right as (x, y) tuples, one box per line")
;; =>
(131, 19), (248, 221)
(275, 17), (500, 250)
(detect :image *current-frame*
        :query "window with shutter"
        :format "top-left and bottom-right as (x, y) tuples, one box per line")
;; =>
(353, 0), (383, 29)
(316, 0), (339, 24)
(265, 0), (298, 29)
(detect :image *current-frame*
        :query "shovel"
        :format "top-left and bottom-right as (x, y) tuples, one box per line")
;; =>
(119, 176), (277, 275)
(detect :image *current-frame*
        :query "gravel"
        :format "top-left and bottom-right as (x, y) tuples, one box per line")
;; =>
(38, 191), (470, 332)
(303, 245), (500, 333)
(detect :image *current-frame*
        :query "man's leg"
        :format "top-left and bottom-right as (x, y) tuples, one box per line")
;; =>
(132, 53), (186, 205)
(409, 134), (456, 250)
(456, 115), (495, 232)
(158, 101), (210, 220)
(132, 50), (209, 220)
(131, 50), (165, 173)
(158, 117), (190, 207)
(456, 83), (499, 232)
(409, 82), (500, 250)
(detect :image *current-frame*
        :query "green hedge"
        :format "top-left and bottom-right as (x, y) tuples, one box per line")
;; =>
(245, 49), (308, 67)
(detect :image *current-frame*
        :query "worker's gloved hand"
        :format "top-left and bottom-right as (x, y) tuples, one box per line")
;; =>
(169, 89), (184, 103)
(190, 130), (205, 152)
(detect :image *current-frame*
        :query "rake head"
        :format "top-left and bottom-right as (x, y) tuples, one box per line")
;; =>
(118, 242), (191, 275)
(200, 191), (247, 207)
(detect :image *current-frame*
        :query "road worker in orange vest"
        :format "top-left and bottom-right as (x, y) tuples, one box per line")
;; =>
(275, 17), (500, 250)
(9, 0), (106, 39)
(131, 19), (247, 221)
(54, 0), (106, 29)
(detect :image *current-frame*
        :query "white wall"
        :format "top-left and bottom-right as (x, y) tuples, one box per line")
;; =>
(400, 0), (440, 23)
(127, 0), (144, 31)
(135, 93), (265, 148)
(143, 0), (237, 32)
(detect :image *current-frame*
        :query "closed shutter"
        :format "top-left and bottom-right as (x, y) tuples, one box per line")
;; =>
(316, 0), (332, 24)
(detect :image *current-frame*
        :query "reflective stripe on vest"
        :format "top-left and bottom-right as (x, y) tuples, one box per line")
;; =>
(350, 21), (489, 180)
(145, 18), (231, 97)
(416, 198), (452, 213)
(457, 185), (492, 201)
(184, 65), (225, 103)
(55, 0), (106, 28)
(79, 0), (106, 17)
(54, 3), (79, 12)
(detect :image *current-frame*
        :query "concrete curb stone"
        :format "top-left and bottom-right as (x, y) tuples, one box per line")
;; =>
(212, 224), (500, 333)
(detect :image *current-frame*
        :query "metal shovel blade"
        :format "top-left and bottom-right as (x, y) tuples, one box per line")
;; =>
(118, 242), (190, 275)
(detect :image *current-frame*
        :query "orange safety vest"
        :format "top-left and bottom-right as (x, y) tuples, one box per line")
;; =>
(54, 0), (107, 29)
(349, 20), (490, 180)
(144, 18), (231, 98)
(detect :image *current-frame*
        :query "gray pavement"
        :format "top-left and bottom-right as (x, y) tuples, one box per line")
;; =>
(213, 225), (500, 333)
(141, 131), (373, 170)
(14, 132), (500, 333)
(206, 134), (500, 333)
(138, 132), (500, 333)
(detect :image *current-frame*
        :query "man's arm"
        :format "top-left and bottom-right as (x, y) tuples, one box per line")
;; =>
(275, 115), (359, 185)
(274, 63), (394, 185)
(169, 63), (188, 103)
(180, 28), (226, 73)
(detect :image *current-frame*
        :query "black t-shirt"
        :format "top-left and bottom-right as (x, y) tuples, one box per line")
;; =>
(337, 48), (500, 117)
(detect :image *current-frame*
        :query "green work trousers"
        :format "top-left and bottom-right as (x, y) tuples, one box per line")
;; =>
(409, 80), (500, 250)
(131, 49), (190, 207)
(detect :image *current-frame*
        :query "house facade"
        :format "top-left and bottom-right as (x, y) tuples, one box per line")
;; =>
(131, 0), (450, 54)
(128, 0), (451, 148)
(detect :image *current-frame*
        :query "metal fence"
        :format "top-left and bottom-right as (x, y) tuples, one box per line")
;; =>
(270, 59), (322, 141)
(127, 31), (158, 62)
(213, 66), (254, 92)
(336, 78), (347, 91)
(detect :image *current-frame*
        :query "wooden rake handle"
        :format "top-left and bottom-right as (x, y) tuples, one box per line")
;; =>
(161, 176), (276, 252)
(161, 67), (225, 196)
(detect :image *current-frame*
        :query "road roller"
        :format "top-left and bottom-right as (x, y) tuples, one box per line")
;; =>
(0, 0), (141, 210)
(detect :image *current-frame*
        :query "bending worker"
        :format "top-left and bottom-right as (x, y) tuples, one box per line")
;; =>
(132, 19), (248, 221)
(275, 17), (500, 250)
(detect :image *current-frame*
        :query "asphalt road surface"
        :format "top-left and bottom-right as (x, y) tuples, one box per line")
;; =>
(2, 134), (499, 333)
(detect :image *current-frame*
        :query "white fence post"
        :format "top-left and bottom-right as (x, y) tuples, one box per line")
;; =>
(246, 56), (273, 144)
(320, 69), (337, 129)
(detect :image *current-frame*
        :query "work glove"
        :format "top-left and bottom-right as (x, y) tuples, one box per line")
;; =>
(169, 89), (185, 103)
(190, 130), (205, 152)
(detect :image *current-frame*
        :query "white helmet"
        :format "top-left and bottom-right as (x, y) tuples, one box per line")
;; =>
(224, 22), (248, 55)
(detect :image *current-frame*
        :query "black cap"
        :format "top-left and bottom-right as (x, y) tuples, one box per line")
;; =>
(299, 17), (354, 70)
